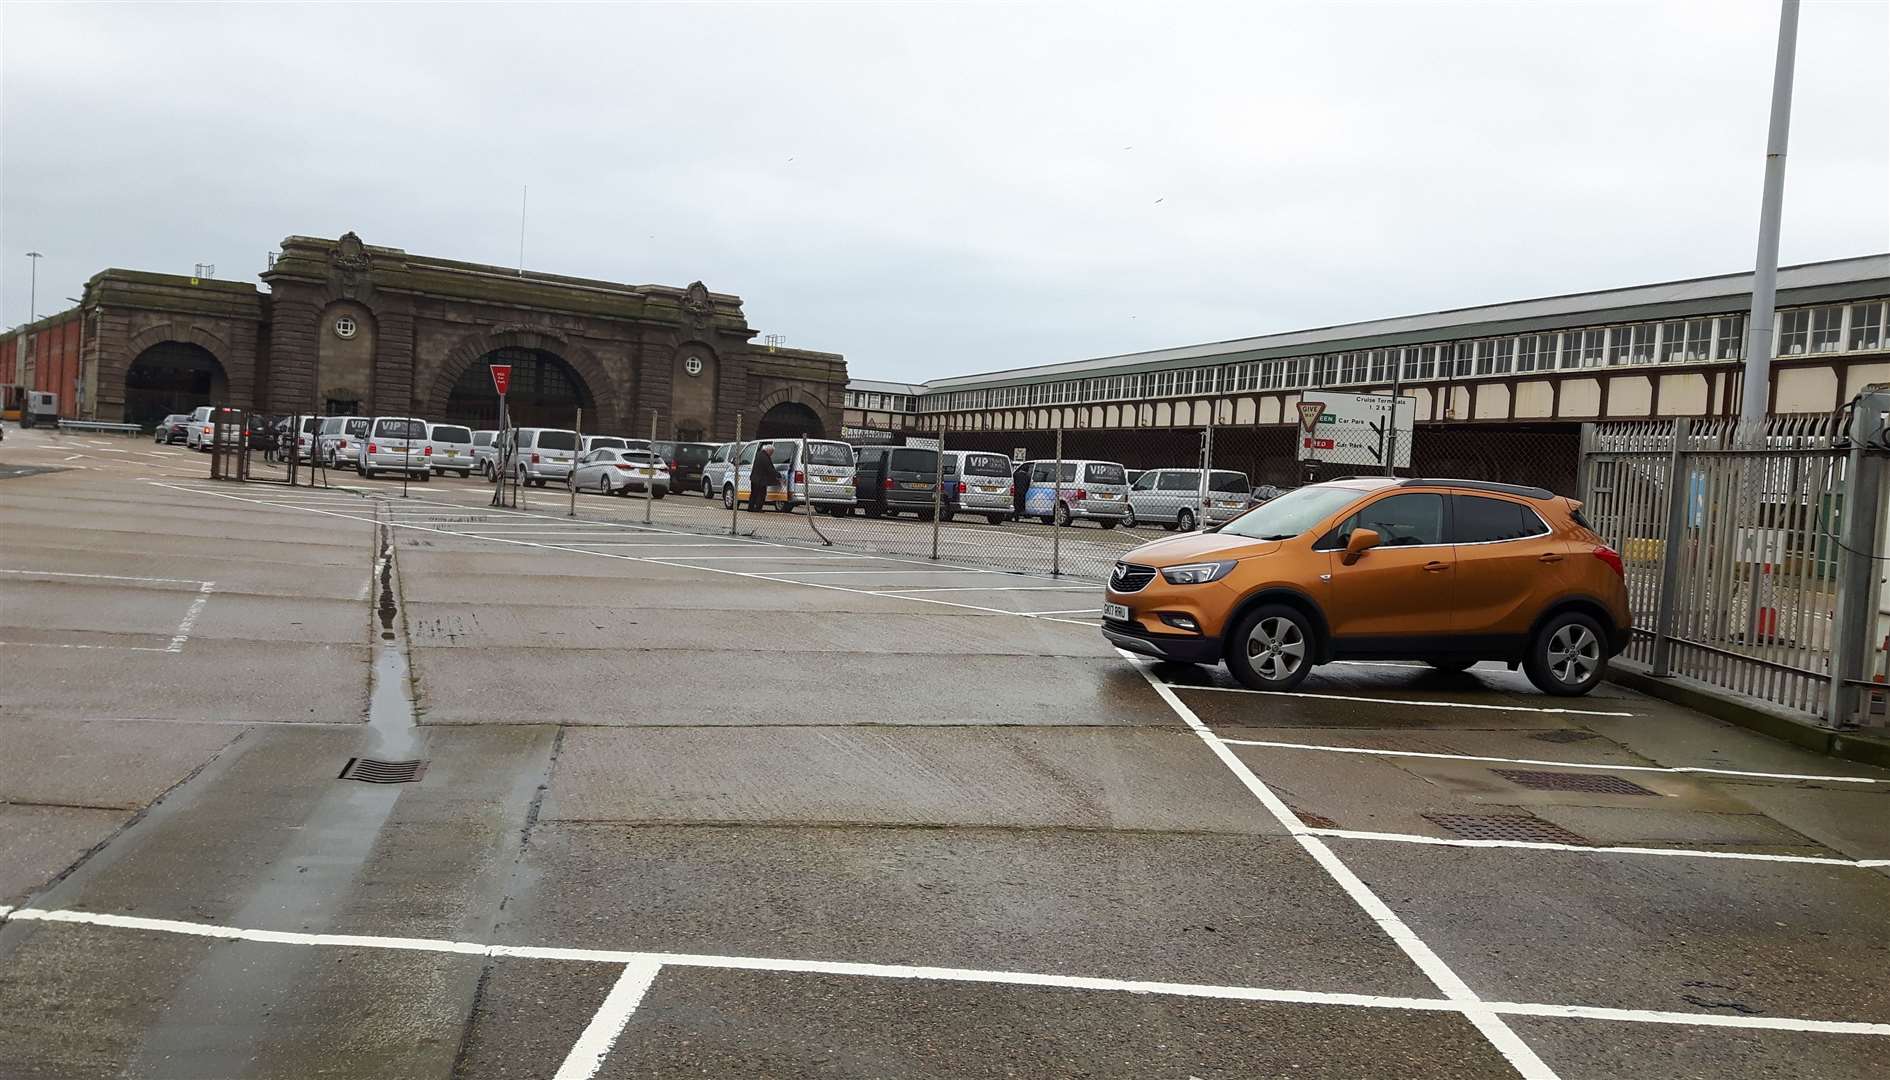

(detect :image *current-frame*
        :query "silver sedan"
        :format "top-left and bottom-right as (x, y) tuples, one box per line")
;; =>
(572, 448), (670, 497)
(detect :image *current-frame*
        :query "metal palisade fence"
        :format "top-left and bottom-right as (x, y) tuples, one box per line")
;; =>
(1579, 396), (1890, 728)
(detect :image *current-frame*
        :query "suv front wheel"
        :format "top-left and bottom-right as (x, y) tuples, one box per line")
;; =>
(1524, 611), (1607, 696)
(1226, 604), (1315, 692)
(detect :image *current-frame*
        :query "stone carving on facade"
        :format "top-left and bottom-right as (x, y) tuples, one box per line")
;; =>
(487, 322), (569, 344)
(682, 281), (713, 327)
(329, 232), (373, 299)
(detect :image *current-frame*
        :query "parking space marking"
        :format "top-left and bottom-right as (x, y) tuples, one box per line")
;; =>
(7, 906), (1888, 1038)
(658, 554), (880, 562)
(554, 960), (664, 1080)
(1122, 652), (1561, 1079)
(880, 585), (1097, 593)
(1026, 608), (1104, 615)
(1308, 826), (1890, 870)
(1168, 682), (1635, 718)
(1218, 737), (1885, 785)
(0, 568), (216, 654)
(148, 482), (1106, 629)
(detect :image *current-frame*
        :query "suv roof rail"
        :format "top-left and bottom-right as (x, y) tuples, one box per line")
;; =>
(1398, 478), (1555, 500)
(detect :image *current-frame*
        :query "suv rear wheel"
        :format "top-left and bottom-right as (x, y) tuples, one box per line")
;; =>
(1053, 502), (1071, 527)
(1227, 604), (1315, 691)
(1177, 508), (1197, 531)
(1524, 611), (1607, 696)
(722, 484), (736, 510)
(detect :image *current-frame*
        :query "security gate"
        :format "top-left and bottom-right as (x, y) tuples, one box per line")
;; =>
(1579, 391), (1889, 728)
(207, 408), (326, 487)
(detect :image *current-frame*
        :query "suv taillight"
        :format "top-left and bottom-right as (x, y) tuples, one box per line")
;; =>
(795, 470), (804, 484)
(1593, 545), (1624, 578)
(1075, 488), (1087, 500)
(531, 452), (541, 464)
(423, 445), (432, 456)
(883, 477), (894, 489)
(957, 481), (966, 494)
(368, 442), (378, 453)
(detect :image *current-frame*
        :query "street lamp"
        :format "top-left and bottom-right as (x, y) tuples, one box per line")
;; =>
(26, 251), (43, 320)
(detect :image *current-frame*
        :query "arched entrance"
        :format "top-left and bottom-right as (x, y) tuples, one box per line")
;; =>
(124, 342), (226, 427)
(757, 400), (824, 439)
(444, 347), (594, 430)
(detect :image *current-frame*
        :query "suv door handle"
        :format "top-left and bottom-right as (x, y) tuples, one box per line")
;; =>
(1423, 561), (1450, 573)
(1537, 552), (1565, 563)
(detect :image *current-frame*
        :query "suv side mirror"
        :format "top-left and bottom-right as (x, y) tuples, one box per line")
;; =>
(1342, 527), (1381, 565)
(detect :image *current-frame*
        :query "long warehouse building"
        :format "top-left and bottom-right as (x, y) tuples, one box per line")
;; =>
(841, 253), (1889, 489)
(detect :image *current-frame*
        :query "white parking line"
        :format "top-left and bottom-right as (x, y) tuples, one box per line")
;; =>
(1025, 608), (1104, 616)
(0, 569), (206, 586)
(6, 906), (1887, 1038)
(883, 585), (1096, 593)
(1306, 826), (1890, 870)
(554, 960), (664, 1080)
(656, 555), (877, 562)
(1121, 652), (1561, 1079)
(1168, 682), (1635, 718)
(1217, 738), (1884, 785)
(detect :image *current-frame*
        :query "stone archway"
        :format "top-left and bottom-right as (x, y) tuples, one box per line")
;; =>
(430, 327), (612, 431)
(123, 341), (228, 427)
(757, 400), (824, 438)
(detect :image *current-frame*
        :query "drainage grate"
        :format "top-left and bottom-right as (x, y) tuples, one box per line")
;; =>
(338, 757), (428, 784)
(1492, 768), (1657, 796)
(1423, 813), (1592, 845)
(1529, 729), (1602, 744)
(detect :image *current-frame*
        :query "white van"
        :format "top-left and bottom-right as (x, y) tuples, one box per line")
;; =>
(357, 417), (432, 480)
(317, 416), (371, 469)
(511, 427), (579, 487)
(471, 430), (499, 475)
(736, 438), (857, 513)
(426, 423), (475, 477)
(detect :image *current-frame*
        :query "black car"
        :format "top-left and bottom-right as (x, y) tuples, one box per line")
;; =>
(653, 440), (718, 495)
(153, 414), (191, 444)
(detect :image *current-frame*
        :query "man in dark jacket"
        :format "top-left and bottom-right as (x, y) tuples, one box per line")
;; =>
(748, 443), (779, 511)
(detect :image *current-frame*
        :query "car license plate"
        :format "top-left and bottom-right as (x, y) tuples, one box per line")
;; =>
(978, 485), (1005, 493)
(445, 449), (458, 457)
(902, 481), (929, 489)
(1102, 602), (1131, 622)
(1096, 492), (1120, 499)
(818, 475), (841, 484)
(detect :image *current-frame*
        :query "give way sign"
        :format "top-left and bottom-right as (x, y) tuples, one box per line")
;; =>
(489, 364), (512, 396)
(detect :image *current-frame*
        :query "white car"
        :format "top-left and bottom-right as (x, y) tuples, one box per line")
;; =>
(184, 406), (244, 451)
(572, 447), (669, 497)
(356, 417), (432, 480)
(472, 430), (499, 475)
(426, 423), (475, 477)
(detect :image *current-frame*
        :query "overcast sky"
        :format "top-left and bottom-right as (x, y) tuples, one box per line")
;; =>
(3, 1), (1885, 383)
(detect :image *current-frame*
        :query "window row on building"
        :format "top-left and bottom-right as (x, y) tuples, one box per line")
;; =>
(914, 299), (1888, 416)
(842, 389), (917, 413)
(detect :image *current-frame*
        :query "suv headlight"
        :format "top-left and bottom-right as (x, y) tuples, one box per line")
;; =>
(1160, 560), (1236, 585)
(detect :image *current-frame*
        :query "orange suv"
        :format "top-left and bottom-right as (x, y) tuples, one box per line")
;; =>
(1101, 478), (1630, 696)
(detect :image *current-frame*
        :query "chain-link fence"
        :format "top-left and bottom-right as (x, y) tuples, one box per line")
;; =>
(498, 417), (1585, 585)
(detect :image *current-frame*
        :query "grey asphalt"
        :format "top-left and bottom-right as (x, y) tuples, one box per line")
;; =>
(3, 434), (1889, 1079)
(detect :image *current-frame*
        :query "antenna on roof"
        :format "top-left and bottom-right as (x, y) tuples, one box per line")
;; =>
(517, 185), (528, 276)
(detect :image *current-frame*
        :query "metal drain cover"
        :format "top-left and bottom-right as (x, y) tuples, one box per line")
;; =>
(1492, 768), (1656, 796)
(1423, 813), (1591, 845)
(1529, 729), (1602, 744)
(338, 757), (428, 784)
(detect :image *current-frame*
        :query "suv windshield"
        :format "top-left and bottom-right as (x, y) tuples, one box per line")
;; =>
(1217, 484), (1363, 540)
(1210, 471), (1248, 493)
(673, 444), (713, 465)
(1085, 463), (1126, 485)
(536, 430), (577, 451)
(432, 426), (471, 442)
(805, 442), (852, 466)
(588, 437), (627, 450)
(346, 419), (370, 436)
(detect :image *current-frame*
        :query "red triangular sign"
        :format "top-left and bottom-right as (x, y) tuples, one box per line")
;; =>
(490, 364), (512, 396)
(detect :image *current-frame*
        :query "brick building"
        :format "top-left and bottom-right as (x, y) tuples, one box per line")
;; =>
(0, 232), (847, 440)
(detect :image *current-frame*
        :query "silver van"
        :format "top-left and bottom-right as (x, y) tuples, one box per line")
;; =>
(765, 438), (857, 514)
(426, 423), (476, 477)
(472, 430), (499, 475)
(1126, 468), (1254, 531)
(357, 417), (432, 480)
(317, 416), (371, 469)
(510, 427), (579, 487)
(1016, 459), (1129, 527)
(940, 450), (1015, 525)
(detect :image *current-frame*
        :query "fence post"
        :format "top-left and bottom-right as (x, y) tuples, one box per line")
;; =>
(930, 428), (944, 561)
(728, 412), (742, 536)
(1051, 425), (1063, 578)
(569, 407), (582, 517)
(1578, 422), (1597, 505)
(646, 408), (657, 525)
(1649, 417), (1692, 678)
(1827, 389), (1890, 726)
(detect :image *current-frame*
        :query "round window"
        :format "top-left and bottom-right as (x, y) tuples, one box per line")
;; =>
(334, 315), (357, 340)
(683, 356), (704, 377)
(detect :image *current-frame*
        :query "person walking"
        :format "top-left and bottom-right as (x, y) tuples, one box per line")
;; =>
(748, 442), (779, 512)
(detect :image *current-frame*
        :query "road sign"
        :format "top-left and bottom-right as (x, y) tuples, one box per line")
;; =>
(1295, 392), (1414, 468)
(490, 364), (512, 396)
